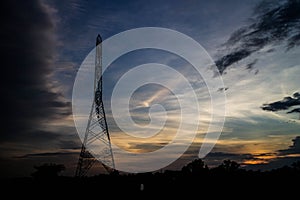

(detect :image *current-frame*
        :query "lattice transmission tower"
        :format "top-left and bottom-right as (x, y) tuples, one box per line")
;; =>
(75, 34), (115, 177)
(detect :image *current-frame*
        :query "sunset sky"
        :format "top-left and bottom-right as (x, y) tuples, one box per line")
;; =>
(1, 0), (300, 177)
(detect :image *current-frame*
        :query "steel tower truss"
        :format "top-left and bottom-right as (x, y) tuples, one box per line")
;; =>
(75, 34), (115, 177)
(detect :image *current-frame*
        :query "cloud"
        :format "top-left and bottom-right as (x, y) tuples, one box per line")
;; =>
(1, 0), (72, 142)
(245, 59), (258, 71)
(278, 136), (300, 155)
(203, 152), (254, 167)
(215, 0), (300, 74)
(261, 92), (300, 113)
(287, 108), (300, 114)
(217, 87), (228, 92)
(59, 140), (81, 150)
(17, 151), (78, 159)
(203, 137), (300, 169)
(128, 142), (168, 153)
(0, 1), (80, 177)
(244, 136), (300, 170)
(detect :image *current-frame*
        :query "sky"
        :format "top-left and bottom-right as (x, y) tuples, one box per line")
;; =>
(1, 0), (300, 177)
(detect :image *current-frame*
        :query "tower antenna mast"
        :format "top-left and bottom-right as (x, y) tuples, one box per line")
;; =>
(75, 34), (115, 177)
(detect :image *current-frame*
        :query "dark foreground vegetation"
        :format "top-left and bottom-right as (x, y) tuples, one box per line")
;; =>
(3, 159), (300, 196)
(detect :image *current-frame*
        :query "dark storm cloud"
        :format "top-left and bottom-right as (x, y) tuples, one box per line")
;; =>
(261, 92), (300, 112)
(247, 136), (300, 170)
(215, 0), (300, 74)
(1, 0), (72, 142)
(278, 136), (300, 155)
(263, 136), (300, 169)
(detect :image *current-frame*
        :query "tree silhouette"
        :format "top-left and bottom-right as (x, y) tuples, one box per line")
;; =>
(31, 163), (65, 179)
(216, 159), (240, 173)
(181, 159), (208, 174)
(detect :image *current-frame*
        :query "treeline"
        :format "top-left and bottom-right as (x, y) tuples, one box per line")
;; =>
(30, 159), (300, 179)
(5, 159), (300, 195)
